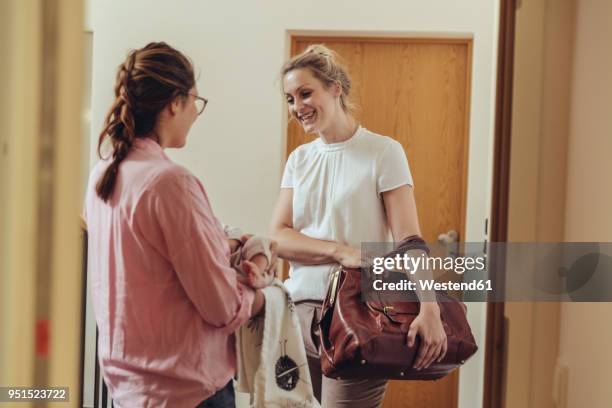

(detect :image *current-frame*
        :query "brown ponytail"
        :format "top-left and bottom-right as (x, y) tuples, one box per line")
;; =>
(96, 42), (195, 202)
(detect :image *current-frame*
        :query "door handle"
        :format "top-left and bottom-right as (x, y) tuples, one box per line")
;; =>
(438, 230), (459, 245)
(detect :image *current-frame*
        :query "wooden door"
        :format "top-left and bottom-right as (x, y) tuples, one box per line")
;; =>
(285, 36), (472, 408)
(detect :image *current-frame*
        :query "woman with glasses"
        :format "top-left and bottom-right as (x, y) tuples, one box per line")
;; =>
(84, 42), (272, 408)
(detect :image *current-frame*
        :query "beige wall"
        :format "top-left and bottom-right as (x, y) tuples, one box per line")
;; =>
(560, 0), (612, 407)
(507, 0), (612, 407)
(505, 0), (575, 407)
(0, 1), (11, 384)
(47, 0), (86, 398)
(0, 0), (11, 388)
(506, 2), (547, 405)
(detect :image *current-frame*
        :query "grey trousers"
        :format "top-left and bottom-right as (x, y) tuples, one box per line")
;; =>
(295, 301), (388, 408)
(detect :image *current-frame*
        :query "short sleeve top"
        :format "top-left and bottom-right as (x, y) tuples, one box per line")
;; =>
(281, 126), (413, 301)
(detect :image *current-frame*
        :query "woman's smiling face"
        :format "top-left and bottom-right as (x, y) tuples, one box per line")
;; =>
(283, 68), (342, 134)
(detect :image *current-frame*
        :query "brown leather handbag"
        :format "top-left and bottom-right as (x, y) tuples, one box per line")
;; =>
(318, 237), (478, 381)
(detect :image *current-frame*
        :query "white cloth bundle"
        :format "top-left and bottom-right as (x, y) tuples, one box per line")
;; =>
(236, 279), (320, 407)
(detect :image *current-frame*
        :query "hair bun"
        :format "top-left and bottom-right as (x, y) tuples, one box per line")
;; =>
(305, 44), (333, 59)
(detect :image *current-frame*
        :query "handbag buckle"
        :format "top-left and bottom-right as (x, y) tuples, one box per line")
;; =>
(328, 266), (342, 305)
(383, 305), (396, 320)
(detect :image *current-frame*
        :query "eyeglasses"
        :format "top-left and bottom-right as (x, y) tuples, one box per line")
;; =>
(190, 93), (208, 115)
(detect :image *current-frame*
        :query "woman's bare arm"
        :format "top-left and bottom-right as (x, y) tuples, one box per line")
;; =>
(382, 184), (438, 303)
(382, 184), (447, 369)
(381, 184), (422, 241)
(269, 188), (359, 267)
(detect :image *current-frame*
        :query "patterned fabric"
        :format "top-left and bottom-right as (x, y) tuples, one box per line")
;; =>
(236, 280), (320, 407)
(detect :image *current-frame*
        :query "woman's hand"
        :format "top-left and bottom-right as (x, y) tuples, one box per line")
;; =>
(240, 257), (271, 289)
(334, 244), (362, 269)
(407, 303), (447, 370)
(240, 234), (279, 277)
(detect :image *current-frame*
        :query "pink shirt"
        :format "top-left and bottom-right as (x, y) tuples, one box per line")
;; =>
(85, 138), (254, 408)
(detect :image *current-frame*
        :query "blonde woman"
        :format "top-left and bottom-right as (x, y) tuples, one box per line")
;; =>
(270, 45), (447, 407)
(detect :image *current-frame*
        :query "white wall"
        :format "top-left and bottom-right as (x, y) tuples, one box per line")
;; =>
(90, 1), (500, 406)
(560, 0), (612, 407)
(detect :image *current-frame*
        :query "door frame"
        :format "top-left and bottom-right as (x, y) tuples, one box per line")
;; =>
(484, 0), (517, 407)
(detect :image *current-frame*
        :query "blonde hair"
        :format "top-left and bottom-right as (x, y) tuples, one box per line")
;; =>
(281, 44), (356, 113)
